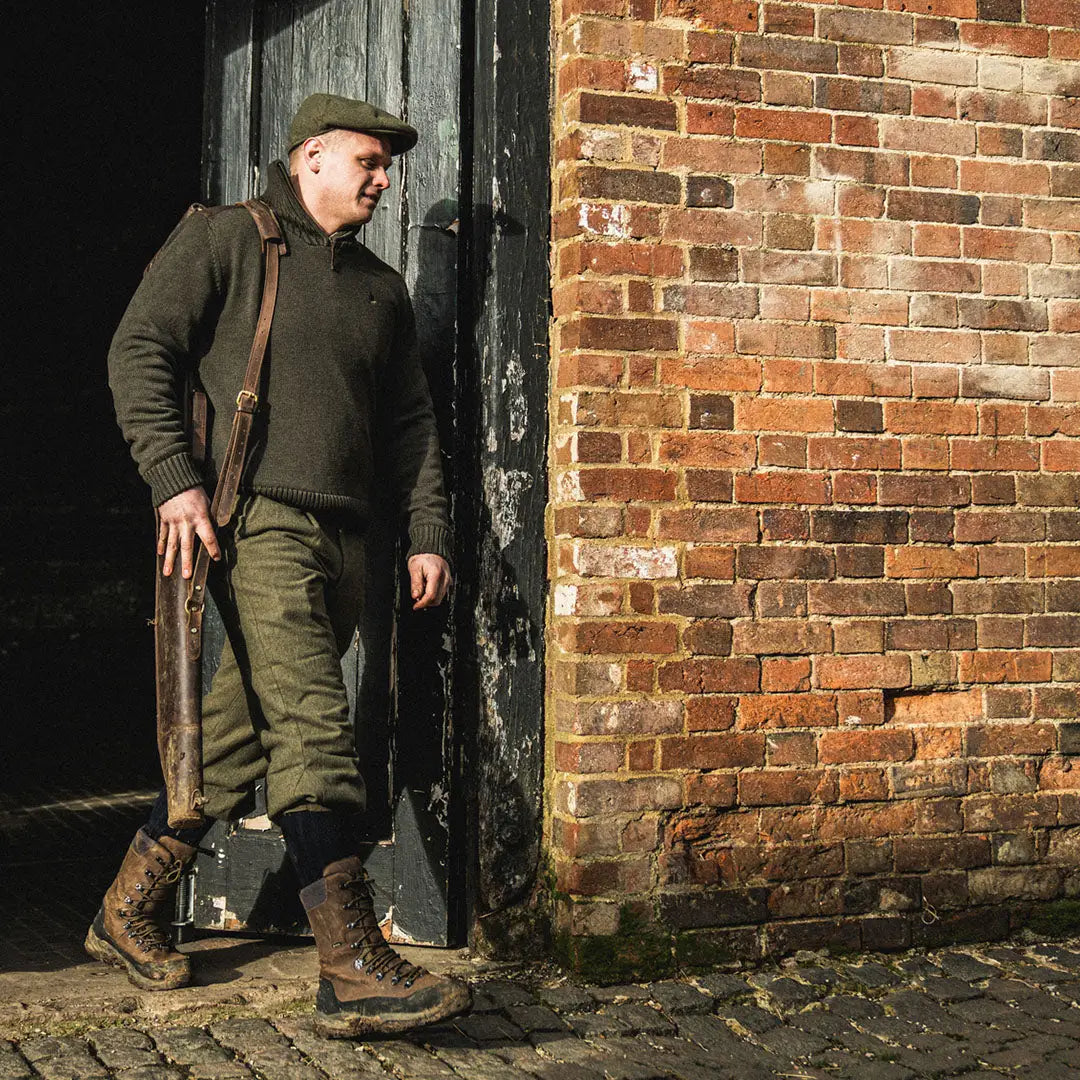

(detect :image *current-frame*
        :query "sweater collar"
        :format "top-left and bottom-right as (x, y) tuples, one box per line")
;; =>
(263, 159), (363, 253)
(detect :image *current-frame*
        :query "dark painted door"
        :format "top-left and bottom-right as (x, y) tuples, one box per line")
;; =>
(183, 0), (462, 946)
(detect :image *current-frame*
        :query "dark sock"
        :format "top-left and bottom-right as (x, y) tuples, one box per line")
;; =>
(145, 786), (214, 848)
(278, 809), (357, 888)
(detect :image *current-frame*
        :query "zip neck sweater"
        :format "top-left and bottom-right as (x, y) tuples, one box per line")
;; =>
(107, 161), (452, 564)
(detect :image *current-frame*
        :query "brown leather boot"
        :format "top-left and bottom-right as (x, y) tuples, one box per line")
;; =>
(84, 828), (196, 990)
(301, 856), (472, 1037)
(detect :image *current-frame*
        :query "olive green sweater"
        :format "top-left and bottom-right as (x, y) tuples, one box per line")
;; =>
(107, 161), (452, 564)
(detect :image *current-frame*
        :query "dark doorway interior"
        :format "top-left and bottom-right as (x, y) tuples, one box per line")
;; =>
(4, 7), (205, 797)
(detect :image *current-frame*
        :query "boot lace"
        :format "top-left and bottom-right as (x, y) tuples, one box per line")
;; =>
(342, 873), (426, 988)
(119, 855), (184, 951)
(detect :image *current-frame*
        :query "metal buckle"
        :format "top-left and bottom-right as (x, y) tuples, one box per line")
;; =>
(236, 389), (258, 410)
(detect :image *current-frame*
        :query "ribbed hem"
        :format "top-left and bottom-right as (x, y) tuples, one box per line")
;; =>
(144, 452), (205, 507)
(248, 484), (369, 522)
(407, 523), (454, 568)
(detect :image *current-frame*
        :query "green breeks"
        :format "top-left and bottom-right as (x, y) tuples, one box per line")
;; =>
(200, 494), (367, 821)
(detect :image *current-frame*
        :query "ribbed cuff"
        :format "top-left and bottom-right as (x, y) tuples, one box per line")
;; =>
(406, 522), (454, 569)
(144, 451), (205, 507)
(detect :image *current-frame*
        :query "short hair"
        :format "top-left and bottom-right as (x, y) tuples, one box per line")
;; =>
(288, 128), (349, 167)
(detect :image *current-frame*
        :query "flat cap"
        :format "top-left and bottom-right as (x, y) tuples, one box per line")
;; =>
(287, 92), (418, 155)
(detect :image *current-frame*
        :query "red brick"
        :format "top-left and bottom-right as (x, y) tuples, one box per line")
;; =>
(885, 546), (978, 579)
(659, 733), (764, 770)
(659, 0), (758, 30)
(658, 657), (761, 693)
(734, 472), (832, 505)
(815, 654), (911, 690)
(735, 398), (835, 433)
(737, 693), (838, 729)
(559, 620), (679, 655)
(739, 769), (838, 806)
(762, 658), (813, 692)
(735, 108), (832, 143)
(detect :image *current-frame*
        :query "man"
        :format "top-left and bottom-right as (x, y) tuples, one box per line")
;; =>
(93, 93), (471, 1037)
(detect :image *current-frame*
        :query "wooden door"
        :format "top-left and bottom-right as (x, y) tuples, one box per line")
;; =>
(183, 0), (462, 946)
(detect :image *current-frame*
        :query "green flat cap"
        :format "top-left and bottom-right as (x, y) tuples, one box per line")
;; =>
(287, 92), (418, 155)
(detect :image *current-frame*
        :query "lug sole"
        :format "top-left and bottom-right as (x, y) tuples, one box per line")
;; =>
(84, 920), (190, 992)
(314, 984), (473, 1038)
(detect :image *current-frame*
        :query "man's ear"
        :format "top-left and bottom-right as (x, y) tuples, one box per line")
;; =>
(301, 136), (324, 173)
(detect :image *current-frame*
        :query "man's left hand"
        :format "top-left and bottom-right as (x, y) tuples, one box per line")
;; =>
(407, 554), (453, 609)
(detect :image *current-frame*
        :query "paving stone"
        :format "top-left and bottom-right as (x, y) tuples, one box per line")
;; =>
(831, 1027), (897, 1057)
(86, 1033), (159, 1073)
(879, 989), (972, 1037)
(942, 995), (1029, 1035)
(453, 1014), (526, 1042)
(503, 1005), (570, 1034)
(185, 1065), (254, 1080)
(597, 1005), (673, 1037)
(895, 956), (941, 978)
(432, 1044), (532, 1079)
(537, 987), (595, 1014)
(476, 980), (540, 1008)
(1027, 945), (1080, 970)
(587, 986), (651, 1005)
(1049, 1041), (1080, 1067)
(367, 1039), (459, 1078)
(936, 952), (1001, 982)
(508, 1062), (605, 1080)
(619, 1047), (729, 1080)
(835, 960), (900, 990)
(671, 1015), (748, 1055)
(565, 1014), (630, 1039)
(886, 1037), (984, 1077)
(1045, 979), (1080, 1004)
(0, 1048), (33, 1080)
(641, 982), (713, 1016)
(1017, 1064), (1080, 1080)
(752, 974), (823, 1009)
(1007, 961), (1077, 985)
(712, 1003), (779, 1035)
(151, 1030), (232, 1067)
(19, 1039), (107, 1080)
(855, 1014), (928, 1045)
(814, 1054), (916, 1080)
(525, 1034), (609, 1067)
(113, 1069), (185, 1080)
(208, 1021), (289, 1055)
(751, 1023), (830, 1059)
(786, 1008), (850, 1040)
(686, 973), (750, 1001)
(272, 1018), (392, 1078)
(786, 964), (841, 989)
(916, 975), (985, 1003)
(982, 1032), (1077, 1068)
(593, 1036), (715, 1080)
(823, 993), (885, 1021)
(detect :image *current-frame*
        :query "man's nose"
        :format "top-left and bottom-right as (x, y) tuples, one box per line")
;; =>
(373, 167), (390, 190)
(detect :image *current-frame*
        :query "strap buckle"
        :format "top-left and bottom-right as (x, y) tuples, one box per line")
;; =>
(236, 389), (258, 411)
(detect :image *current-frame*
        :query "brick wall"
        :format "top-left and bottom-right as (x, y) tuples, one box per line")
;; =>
(547, 0), (1080, 970)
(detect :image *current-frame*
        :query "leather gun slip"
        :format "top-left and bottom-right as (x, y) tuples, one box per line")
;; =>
(152, 199), (285, 829)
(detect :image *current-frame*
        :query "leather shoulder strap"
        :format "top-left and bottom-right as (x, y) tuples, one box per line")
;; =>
(185, 197), (285, 660)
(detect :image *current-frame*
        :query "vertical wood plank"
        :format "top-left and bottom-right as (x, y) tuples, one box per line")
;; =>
(389, 0), (463, 947)
(257, 0), (296, 181)
(363, 0), (406, 269)
(202, 0), (255, 203)
(463, 0), (551, 919)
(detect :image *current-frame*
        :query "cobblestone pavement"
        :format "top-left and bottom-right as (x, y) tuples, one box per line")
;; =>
(8, 939), (1080, 1079)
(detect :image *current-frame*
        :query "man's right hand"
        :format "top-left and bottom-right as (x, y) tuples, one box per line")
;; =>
(157, 487), (221, 579)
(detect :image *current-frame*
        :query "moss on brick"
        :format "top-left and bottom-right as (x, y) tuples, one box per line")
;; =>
(553, 904), (674, 984)
(1019, 899), (1080, 938)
